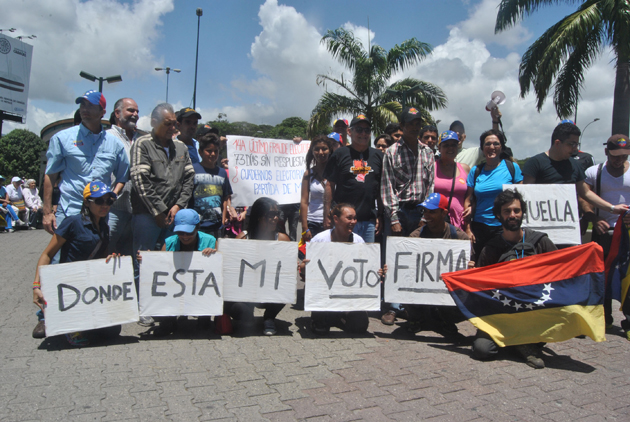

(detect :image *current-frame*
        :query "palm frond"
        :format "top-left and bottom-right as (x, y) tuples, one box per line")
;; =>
(387, 38), (433, 74)
(321, 28), (366, 72)
(518, 1), (604, 112)
(307, 92), (363, 138)
(495, 0), (582, 32)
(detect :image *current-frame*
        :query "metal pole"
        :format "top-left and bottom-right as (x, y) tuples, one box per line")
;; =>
(193, 8), (203, 109)
(98, 78), (103, 92)
(166, 68), (170, 103)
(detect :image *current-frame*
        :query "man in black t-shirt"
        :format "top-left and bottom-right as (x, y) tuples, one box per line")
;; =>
(323, 114), (383, 243)
(523, 123), (627, 216)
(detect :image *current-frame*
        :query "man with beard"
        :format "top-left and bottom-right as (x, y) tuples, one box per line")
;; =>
(473, 189), (557, 368)
(107, 98), (141, 255)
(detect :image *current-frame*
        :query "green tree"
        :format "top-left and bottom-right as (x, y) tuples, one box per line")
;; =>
(308, 27), (447, 137)
(0, 129), (47, 182)
(496, 0), (630, 135)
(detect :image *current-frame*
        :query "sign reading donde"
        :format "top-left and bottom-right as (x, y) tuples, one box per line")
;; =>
(227, 136), (310, 206)
(40, 257), (138, 337)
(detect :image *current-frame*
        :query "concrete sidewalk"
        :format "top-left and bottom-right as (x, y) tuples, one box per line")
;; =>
(2, 229), (629, 421)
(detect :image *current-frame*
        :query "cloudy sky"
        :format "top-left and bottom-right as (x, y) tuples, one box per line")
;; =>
(0, 0), (617, 160)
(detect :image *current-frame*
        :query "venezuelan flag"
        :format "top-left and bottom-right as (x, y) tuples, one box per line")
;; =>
(442, 243), (606, 347)
(604, 214), (630, 309)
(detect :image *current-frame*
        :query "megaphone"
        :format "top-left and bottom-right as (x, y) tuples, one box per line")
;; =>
(485, 90), (506, 111)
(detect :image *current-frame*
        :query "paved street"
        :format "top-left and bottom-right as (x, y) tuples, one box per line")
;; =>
(2, 229), (629, 421)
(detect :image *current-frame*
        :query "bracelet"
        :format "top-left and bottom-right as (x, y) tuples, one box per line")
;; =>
(302, 229), (310, 235)
(611, 205), (615, 213)
(492, 121), (500, 124)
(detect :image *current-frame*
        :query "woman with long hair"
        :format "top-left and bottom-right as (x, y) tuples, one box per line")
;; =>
(300, 135), (334, 242)
(228, 197), (290, 335)
(463, 129), (523, 263)
(434, 131), (470, 230)
(32, 181), (119, 345)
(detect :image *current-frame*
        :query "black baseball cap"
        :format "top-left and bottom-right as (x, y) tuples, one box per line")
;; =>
(350, 114), (371, 127)
(176, 107), (202, 122)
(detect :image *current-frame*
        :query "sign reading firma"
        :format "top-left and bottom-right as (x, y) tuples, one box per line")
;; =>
(0, 34), (33, 119)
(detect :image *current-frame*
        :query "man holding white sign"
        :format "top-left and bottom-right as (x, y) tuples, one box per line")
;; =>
(388, 194), (470, 333)
(522, 123), (628, 236)
(304, 204), (384, 334)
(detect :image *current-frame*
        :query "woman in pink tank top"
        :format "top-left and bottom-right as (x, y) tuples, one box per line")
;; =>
(434, 131), (470, 230)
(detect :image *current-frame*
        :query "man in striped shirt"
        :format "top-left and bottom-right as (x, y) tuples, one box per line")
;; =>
(381, 106), (435, 236)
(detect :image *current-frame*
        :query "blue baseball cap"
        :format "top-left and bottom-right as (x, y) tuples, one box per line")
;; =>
(560, 119), (575, 125)
(82, 181), (117, 200)
(327, 132), (342, 143)
(418, 193), (449, 211)
(174, 209), (200, 233)
(439, 130), (459, 144)
(75, 90), (106, 109)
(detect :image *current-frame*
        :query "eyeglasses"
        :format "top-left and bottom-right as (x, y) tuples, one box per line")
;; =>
(88, 197), (115, 206)
(352, 127), (371, 134)
(565, 141), (579, 148)
(266, 211), (279, 219)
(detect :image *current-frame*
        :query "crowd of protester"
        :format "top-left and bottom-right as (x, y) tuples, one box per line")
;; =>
(26, 89), (630, 368)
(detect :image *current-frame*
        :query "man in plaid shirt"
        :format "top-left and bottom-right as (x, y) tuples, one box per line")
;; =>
(381, 106), (435, 236)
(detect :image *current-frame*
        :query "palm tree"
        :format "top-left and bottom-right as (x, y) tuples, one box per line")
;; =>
(495, 0), (630, 136)
(308, 28), (447, 137)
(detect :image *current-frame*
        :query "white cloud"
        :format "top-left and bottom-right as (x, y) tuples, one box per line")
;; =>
(459, 0), (531, 49)
(1, 0), (174, 104)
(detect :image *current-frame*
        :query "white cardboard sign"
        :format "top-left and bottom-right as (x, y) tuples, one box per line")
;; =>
(305, 242), (381, 312)
(218, 238), (298, 304)
(227, 136), (310, 206)
(40, 257), (138, 337)
(503, 184), (580, 245)
(384, 237), (470, 306)
(139, 252), (224, 317)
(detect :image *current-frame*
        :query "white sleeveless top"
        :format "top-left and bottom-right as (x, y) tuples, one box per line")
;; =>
(308, 170), (325, 223)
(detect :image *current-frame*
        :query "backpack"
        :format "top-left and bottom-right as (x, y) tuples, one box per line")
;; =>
(497, 229), (547, 262)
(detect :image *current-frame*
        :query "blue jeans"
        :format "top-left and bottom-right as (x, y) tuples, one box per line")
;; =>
(132, 213), (174, 287)
(353, 219), (376, 243)
(108, 208), (133, 255)
(50, 211), (68, 264)
(1, 204), (19, 229)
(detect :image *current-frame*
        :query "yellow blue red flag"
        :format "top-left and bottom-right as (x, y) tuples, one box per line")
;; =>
(604, 214), (630, 310)
(442, 243), (606, 347)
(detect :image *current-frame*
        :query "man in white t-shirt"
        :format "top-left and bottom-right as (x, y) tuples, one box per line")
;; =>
(584, 134), (630, 331)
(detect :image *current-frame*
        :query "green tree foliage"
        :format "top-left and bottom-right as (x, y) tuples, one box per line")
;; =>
(0, 129), (47, 182)
(204, 116), (311, 140)
(496, 0), (630, 135)
(308, 27), (447, 137)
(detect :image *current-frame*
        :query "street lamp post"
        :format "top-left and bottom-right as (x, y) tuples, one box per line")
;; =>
(155, 67), (181, 103)
(193, 8), (203, 109)
(0, 28), (16, 33)
(79, 71), (123, 92)
(580, 118), (600, 146)
(16, 35), (36, 40)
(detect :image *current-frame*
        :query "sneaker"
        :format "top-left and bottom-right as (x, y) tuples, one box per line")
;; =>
(138, 316), (154, 327)
(6, 229), (14, 233)
(65, 332), (89, 347)
(263, 319), (277, 336)
(515, 344), (544, 369)
(32, 320), (46, 339)
(381, 310), (396, 326)
(28, 226), (37, 230)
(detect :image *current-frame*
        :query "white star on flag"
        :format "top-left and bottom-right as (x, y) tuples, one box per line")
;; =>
(492, 290), (501, 300)
(501, 297), (512, 307)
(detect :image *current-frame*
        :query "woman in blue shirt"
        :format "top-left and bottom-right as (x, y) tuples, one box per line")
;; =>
(463, 130), (523, 263)
(32, 181), (118, 346)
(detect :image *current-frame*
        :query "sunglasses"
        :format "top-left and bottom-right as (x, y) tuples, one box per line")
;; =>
(266, 211), (280, 218)
(88, 197), (115, 206)
(352, 127), (371, 134)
